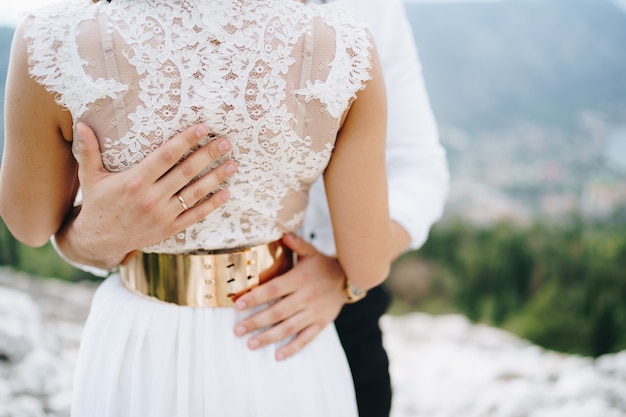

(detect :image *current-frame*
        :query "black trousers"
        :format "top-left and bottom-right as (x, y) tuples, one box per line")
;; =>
(335, 284), (392, 417)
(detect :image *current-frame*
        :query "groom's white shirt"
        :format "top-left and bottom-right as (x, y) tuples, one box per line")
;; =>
(303, 0), (449, 255)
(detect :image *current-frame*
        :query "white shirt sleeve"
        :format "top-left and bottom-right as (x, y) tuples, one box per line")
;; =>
(302, 0), (450, 255)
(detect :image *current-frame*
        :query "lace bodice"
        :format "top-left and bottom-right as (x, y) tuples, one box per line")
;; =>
(23, 0), (372, 253)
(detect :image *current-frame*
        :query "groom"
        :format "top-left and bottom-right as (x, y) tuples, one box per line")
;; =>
(53, 0), (449, 416)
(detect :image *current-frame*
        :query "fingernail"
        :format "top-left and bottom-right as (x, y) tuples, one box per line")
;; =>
(235, 325), (246, 336)
(218, 139), (231, 152)
(225, 162), (237, 175)
(195, 124), (210, 137)
(248, 339), (260, 350)
(214, 190), (232, 203)
(276, 351), (285, 361)
(235, 299), (246, 310)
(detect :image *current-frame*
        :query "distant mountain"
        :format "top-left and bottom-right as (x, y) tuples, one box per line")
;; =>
(405, 0), (626, 130)
(398, 0), (626, 222)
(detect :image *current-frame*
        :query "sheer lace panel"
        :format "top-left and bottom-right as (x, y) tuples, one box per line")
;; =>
(24, 0), (372, 252)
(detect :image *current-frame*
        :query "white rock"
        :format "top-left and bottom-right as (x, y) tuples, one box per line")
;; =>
(529, 397), (624, 417)
(11, 348), (63, 397)
(44, 390), (73, 417)
(0, 396), (45, 417)
(383, 313), (626, 417)
(0, 378), (11, 402)
(596, 350), (626, 380)
(0, 287), (40, 364)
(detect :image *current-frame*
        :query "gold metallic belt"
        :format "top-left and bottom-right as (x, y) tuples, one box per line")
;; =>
(119, 239), (294, 307)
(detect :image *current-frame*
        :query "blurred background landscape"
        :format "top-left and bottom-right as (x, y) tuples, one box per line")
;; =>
(1, 0), (626, 361)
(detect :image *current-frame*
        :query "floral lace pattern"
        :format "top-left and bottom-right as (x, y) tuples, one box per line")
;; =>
(24, 0), (372, 252)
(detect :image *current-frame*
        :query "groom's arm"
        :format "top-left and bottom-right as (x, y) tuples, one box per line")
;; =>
(53, 123), (236, 271)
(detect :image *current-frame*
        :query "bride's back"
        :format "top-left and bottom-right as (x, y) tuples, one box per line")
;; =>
(23, 0), (373, 252)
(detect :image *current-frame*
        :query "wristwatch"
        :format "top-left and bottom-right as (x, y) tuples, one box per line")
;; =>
(344, 278), (367, 304)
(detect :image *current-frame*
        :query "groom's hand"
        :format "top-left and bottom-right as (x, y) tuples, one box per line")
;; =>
(54, 122), (237, 270)
(233, 233), (348, 361)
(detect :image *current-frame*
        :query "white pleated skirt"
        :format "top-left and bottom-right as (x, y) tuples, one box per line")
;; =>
(71, 274), (358, 417)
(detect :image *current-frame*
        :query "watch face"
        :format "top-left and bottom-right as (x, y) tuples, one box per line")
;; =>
(349, 283), (365, 297)
(346, 281), (367, 303)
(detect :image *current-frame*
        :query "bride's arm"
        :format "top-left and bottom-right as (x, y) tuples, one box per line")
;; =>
(0, 24), (77, 247)
(324, 46), (391, 291)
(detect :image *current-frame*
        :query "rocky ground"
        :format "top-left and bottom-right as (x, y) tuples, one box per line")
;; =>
(0, 267), (625, 417)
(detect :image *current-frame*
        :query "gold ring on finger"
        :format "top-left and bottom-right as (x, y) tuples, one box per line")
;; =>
(177, 193), (189, 211)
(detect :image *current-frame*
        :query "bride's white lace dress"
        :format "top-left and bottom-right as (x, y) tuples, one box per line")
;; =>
(22, 0), (373, 415)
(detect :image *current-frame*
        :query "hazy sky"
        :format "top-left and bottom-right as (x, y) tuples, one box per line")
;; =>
(1, 0), (622, 27)
(0, 0), (517, 27)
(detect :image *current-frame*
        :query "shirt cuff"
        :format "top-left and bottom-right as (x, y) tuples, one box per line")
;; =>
(50, 235), (112, 278)
(388, 182), (448, 251)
